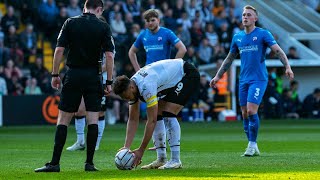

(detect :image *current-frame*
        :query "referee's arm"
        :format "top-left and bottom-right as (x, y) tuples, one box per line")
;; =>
(52, 47), (65, 75)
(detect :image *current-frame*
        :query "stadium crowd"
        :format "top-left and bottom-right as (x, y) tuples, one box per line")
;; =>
(0, 0), (319, 120)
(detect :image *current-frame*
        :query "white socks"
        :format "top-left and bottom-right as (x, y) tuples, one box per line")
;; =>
(96, 119), (106, 148)
(75, 116), (106, 148)
(75, 116), (86, 145)
(165, 117), (181, 162)
(248, 141), (257, 148)
(152, 120), (167, 161)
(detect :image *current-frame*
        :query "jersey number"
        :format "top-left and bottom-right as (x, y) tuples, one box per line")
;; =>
(101, 96), (106, 105)
(175, 82), (184, 96)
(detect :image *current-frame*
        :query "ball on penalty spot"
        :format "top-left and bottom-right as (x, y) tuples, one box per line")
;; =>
(115, 148), (135, 170)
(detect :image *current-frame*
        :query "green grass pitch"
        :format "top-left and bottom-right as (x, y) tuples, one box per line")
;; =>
(1, 119), (320, 179)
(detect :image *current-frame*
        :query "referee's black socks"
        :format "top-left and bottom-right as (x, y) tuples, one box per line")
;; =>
(86, 124), (98, 165)
(50, 124), (68, 165)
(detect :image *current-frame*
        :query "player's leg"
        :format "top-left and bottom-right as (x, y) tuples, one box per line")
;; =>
(96, 95), (107, 151)
(157, 61), (199, 169)
(141, 102), (167, 169)
(66, 97), (86, 151)
(157, 102), (183, 170)
(35, 78), (82, 172)
(243, 80), (267, 157)
(239, 82), (249, 142)
(82, 76), (103, 171)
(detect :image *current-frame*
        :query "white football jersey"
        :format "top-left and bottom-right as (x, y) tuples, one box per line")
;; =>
(131, 59), (185, 107)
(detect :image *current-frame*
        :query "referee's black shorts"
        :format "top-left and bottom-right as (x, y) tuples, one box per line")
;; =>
(59, 67), (103, 112)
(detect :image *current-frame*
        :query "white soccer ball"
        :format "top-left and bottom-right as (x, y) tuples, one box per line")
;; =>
(115, 148), (135, 170)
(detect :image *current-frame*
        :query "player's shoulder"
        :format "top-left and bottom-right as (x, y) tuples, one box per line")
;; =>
(255, 27), (272, 35)
(159, 27), (174, 34)
(233, 30), (245, 38)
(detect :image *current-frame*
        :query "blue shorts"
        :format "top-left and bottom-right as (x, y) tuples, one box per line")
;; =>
(239, 80), (267, 106)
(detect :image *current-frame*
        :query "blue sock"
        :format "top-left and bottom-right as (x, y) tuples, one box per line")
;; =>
(243, 118), (249, 141)
(248, 114), (260, 142)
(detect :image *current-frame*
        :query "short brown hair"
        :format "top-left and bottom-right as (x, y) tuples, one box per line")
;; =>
(243, 5), (258, 16)
(143, 9), (159, 20)
(113, 75), (131, 95)
(85, 0), (104, 9)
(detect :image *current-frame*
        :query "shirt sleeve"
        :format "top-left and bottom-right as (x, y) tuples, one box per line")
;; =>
(141, 81), (158, 108)
(133, 31), (144, 49)
(56, 18), (70, 48)
(229, 34), (238, 54)
(167, 29), (180, 45)
(263, 30), (277, 47)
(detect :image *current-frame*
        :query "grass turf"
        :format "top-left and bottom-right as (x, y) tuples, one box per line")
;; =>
(0, 119), (320, 179)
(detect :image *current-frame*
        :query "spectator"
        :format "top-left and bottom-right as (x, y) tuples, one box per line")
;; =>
(0, 66), (8, 95)
(286, 46), (300, 59)
(199, 0), (213, 23)
(186, 0), (199, 20)
(0, 40), (11, 66)
(19, 23), (37, 66)
(176, 11), (192, 31)
(30, 56), (52, 94)
(205, 23), (219, 48)
(66, 0), (82, 17)
(4, 25), (24, 68)
(122, 0), (140, 22)
(198, 74), (214, 121)
(172, 0), (185, 19)
(4, 59), (23, 80)
(183, 45), (198, 67)
(281, 88), (300, 119)
(38, 0), (59, 43)
(110, 12), (127, 42)
(217, 22), (233, 52)
(213, 9), (230, 30)
(108, 2), (122, 25)
(212, 0), (225, 16)
(197, 37), (213, 64)
(163, 8), (177, 31)
(102, 0), (114, 24)
(141, 0), (158, 11)
(124, 13), (134, 33)
(190, 19), (204, 47)
(302, 88), (320, 118)
(176, 23), (191, 47)
(24, 77), (42, 95)
(0, 6), (19, 36)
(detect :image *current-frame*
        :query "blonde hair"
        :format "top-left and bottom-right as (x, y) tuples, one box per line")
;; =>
(243, 5), (258, 16)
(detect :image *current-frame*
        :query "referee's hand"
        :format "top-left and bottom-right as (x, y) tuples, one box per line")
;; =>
(51, 77), (61, 90)
(104, 85), (112, 95)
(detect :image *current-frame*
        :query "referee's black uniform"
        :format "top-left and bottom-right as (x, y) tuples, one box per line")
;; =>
(35, 0), (114, 172)
(57, 13), (114, 112)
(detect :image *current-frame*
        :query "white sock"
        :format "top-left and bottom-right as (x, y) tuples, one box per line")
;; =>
(75, 116), (86, 144)
(249, 141), (257, 148)
(96, 119), (106, 148)
(152, 119), (167, 161)
(165, 117), (181, 162)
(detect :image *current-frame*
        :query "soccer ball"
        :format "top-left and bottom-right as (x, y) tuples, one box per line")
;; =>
(115, 148), (135, 170)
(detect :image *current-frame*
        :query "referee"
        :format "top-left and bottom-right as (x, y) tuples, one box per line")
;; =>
(35, 0), (115, 172)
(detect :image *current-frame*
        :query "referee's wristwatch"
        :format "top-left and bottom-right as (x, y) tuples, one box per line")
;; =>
(106, 79), (113, 85)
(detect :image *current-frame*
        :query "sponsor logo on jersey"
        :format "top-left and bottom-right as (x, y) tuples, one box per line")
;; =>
(238, 45), (258, 54)
(253, 37), (257, 41)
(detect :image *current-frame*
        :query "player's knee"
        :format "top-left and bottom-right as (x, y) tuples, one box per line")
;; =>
(247, 109), (257, 116)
